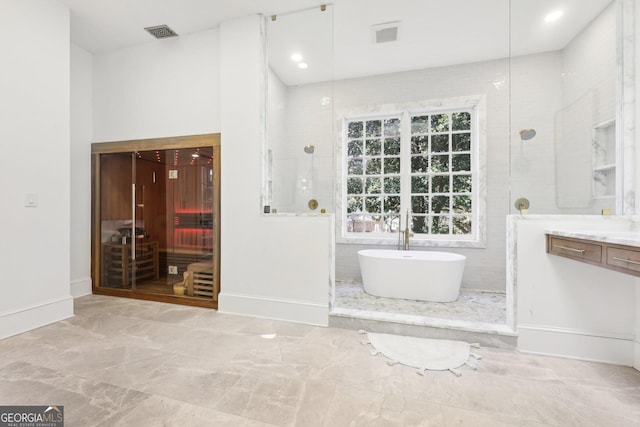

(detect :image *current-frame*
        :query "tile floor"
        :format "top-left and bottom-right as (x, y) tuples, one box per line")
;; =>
(0, 295), (639, 426)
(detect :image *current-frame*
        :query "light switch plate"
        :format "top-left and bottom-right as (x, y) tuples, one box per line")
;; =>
(169, 170), (178, 179)
(24, 193), (37, 207)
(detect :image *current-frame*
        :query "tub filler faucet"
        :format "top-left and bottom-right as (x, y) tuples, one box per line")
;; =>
(401, 210), (414, 250)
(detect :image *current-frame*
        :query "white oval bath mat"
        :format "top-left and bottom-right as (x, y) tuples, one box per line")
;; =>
(360, 330), (482, 376)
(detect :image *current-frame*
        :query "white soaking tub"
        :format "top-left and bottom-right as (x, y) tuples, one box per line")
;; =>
(358, 249), (466, 302)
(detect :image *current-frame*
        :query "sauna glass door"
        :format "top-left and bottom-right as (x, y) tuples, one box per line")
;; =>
(93, 135), (220, 307)
(99, 152), (140, 289)
(164, 147), (216, 299)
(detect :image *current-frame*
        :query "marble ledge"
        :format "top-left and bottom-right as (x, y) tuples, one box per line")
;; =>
(508, 214), (640, 221)
(330, 307), (516, 336)
(545, 229), (640, 248)
(260, 212), (335, 218)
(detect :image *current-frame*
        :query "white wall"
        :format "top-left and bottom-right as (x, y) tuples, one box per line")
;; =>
(635, 284), (640, 370)
(70, 43), (93, 298)
(219, 15), (333, 326)
(93, 28), (221, 142)
(562, 3), (616, 124)
(635, 0), (640, 372)
(0, 0), (73, 338)
(513, 216), (637, 365)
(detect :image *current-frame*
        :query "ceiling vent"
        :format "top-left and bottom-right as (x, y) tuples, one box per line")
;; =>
(372, 21), (401, 44)
(144, 25), (178, 39)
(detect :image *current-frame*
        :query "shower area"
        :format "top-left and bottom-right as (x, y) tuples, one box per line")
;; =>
(264, 0), (632, 342)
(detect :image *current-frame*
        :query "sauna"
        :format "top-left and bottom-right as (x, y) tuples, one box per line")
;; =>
(91, 134), (221, 308)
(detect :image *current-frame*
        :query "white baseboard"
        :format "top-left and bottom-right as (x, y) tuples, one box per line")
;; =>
(634, 341), (640, 372)
(70, 277), (92, 298)
(518, 324), (634, 366)
(218, 292), (329, 326)
(0, 297), (74, 339)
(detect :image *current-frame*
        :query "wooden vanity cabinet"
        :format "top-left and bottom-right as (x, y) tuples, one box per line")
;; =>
(604, 247), (640, 274)
(546, 234), (640, 277)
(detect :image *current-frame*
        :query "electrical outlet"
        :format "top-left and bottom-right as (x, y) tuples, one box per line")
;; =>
(168, 265), (178, 274)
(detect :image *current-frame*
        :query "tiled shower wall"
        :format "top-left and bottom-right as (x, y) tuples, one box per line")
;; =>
(511, 2), (616, 215)
(302, 57), (512, 291)
(270, 4), (617, 291)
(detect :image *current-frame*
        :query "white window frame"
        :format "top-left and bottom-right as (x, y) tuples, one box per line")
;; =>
(336, 95), (486, 248)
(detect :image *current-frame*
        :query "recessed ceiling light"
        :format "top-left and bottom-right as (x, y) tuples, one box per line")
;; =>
(291, 53), (303, 62)
(544, 10), (563, 22)
(298, 62), (309, 69)
(191, 153), (200, 158)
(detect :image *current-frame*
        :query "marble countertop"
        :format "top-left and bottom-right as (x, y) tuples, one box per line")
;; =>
(545, 229), (640, 247)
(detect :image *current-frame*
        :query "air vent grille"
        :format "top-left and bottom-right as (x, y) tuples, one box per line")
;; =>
(376, 27), (398, 44)
(372, 21), (401, 44)
(144, 25), (178, 39)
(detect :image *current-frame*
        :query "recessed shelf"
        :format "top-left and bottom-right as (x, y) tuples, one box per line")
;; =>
(591, 119), (616, 199)
(593, 163), (616, 172)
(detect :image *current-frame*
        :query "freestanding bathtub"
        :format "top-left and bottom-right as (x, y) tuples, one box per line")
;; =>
(358, 249), (466, 302)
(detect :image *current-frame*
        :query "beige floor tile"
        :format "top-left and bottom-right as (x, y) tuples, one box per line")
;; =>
(0, 294), (638, 427)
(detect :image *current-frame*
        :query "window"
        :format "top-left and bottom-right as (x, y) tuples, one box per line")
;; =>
(341, 100), (483, 246)
(345, 117), (402, 233)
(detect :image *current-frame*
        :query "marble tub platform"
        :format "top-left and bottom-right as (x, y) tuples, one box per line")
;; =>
(331, 282), (516, 349)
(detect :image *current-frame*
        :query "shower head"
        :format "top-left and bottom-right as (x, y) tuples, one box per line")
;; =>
(304, 145), (315, 154)
(519, 129), (537, 141)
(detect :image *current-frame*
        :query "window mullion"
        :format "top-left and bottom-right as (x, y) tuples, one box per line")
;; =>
(400, 111), (411, 224)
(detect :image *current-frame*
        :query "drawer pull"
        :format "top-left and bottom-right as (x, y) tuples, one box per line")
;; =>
(555, 245), (586, 254)
(612, 256), (640, 266)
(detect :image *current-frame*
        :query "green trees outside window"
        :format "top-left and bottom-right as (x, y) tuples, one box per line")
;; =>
(345, 108), (474, 238)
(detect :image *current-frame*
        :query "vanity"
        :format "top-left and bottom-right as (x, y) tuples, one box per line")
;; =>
(546, 230), (640, 277)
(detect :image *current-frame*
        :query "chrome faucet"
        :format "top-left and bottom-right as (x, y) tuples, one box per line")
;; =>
(402, 210), (414, 250)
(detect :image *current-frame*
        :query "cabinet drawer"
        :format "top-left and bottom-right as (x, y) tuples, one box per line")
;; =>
(605, 247), (640, 273)
(548, 237), (602, 263)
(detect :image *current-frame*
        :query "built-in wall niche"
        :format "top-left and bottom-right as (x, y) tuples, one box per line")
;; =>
(592, 119), (616, 199)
